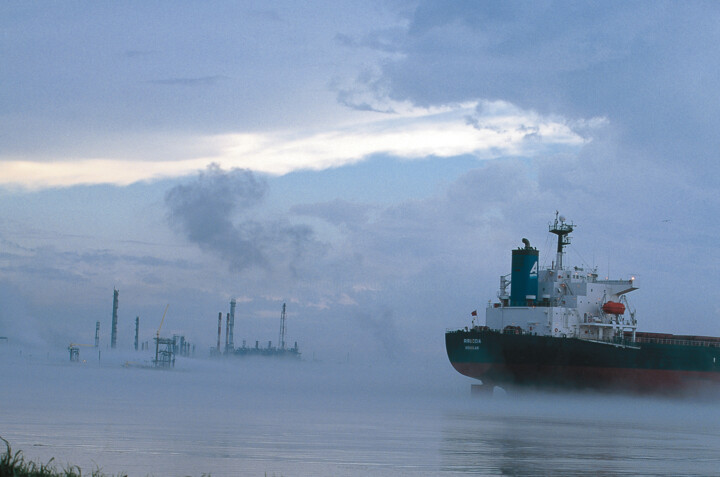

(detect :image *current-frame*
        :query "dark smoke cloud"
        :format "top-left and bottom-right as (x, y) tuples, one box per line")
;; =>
(165, 164), (324, 274)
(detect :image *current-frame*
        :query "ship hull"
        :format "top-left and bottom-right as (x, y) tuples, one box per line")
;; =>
(446, 329), (720, 394)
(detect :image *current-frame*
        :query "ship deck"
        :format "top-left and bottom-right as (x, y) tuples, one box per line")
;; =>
(626, 331), (720, 348)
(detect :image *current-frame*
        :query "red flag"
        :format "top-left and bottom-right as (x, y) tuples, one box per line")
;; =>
(471, 310), (477, 316)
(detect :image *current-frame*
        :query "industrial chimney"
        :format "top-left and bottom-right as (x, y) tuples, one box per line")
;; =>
(224, 313), (229, 353)
(228, 298), (236, 353)
(111, 289), (119, 349)
(217, 312), (222, 353)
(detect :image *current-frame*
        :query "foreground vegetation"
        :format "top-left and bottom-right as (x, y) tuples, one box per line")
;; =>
(0, 436), (122, 477)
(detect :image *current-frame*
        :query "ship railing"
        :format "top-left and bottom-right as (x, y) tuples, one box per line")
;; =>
(631, 336), (720, 348)
(595, 279), (633, 285)
(594, 334), (720, 348)
(587, 336), (720, 348)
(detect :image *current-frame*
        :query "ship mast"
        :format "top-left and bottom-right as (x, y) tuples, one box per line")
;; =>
(549, 211), (574, 271)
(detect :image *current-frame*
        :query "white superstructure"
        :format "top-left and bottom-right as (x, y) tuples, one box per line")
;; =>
(485, 214), (638, 341)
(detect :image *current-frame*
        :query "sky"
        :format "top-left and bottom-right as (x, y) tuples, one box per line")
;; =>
(2, 1), (720, 366)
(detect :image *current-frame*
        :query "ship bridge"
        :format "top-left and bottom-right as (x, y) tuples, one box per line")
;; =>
(485, 215), (638, 342)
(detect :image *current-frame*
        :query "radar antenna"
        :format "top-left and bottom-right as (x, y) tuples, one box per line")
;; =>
(549, 211), (574, 271)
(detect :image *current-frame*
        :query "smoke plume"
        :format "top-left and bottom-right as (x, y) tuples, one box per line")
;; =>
(165, 164), (323, 274)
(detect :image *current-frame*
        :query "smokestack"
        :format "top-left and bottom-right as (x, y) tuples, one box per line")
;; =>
(228, 299), (236, 353)
(95, 321), (100, 348)
(134, 316), (139, 351)
(278, 303), (286, 350)
(217, 312), (222, 353)
(111, 289), (119, 349)
(225, 313), (230, 354)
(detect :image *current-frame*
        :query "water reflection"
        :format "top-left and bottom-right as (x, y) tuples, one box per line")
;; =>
(440, 393), (720, 475)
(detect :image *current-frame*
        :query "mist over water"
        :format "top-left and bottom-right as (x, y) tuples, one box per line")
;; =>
(2, 343), (720, 476)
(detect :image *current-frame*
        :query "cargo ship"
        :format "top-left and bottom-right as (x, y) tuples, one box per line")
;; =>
(446, 213), (720, 394)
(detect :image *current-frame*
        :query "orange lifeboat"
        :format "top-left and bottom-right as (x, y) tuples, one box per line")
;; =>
(602, 301), (626, 315)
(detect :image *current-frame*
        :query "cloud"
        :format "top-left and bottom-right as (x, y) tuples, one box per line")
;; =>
(0, 100), (588, 189)
(0, 1), (405, 164)
(357, 1), (720, 177)
(291, 199), (374, 229)
(209, 100), (582, 170)
(165, 165), (267, 270)
(336, 89), (397, 113)
(317, 2), (720, 338)
(6, 1), (720, 362)
(5, 151), (719, 358)
(165, 164), (325, 274)
(0, 158), (212, 189)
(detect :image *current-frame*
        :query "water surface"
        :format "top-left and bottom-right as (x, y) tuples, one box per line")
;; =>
(2, 348), (718, 476)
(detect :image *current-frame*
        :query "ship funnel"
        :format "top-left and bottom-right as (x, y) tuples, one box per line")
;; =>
(511, 239), (538, 306)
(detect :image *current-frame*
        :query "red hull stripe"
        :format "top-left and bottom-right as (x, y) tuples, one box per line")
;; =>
(452, 361), (720, 392)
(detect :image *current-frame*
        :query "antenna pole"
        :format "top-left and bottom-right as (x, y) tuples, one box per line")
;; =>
(549, 212), (574, 271)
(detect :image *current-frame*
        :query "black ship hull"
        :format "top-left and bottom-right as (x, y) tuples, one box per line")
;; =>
(446, 328), (720, 394)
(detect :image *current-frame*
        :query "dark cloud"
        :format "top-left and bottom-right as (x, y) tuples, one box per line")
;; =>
(165, 165), (267, 270)
(165, 164), (325, 275)
(364, 1), (720, 182)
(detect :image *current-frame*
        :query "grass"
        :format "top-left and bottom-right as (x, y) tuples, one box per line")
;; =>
(1, 436), (235, 477)
(0, 436), (122, 477)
